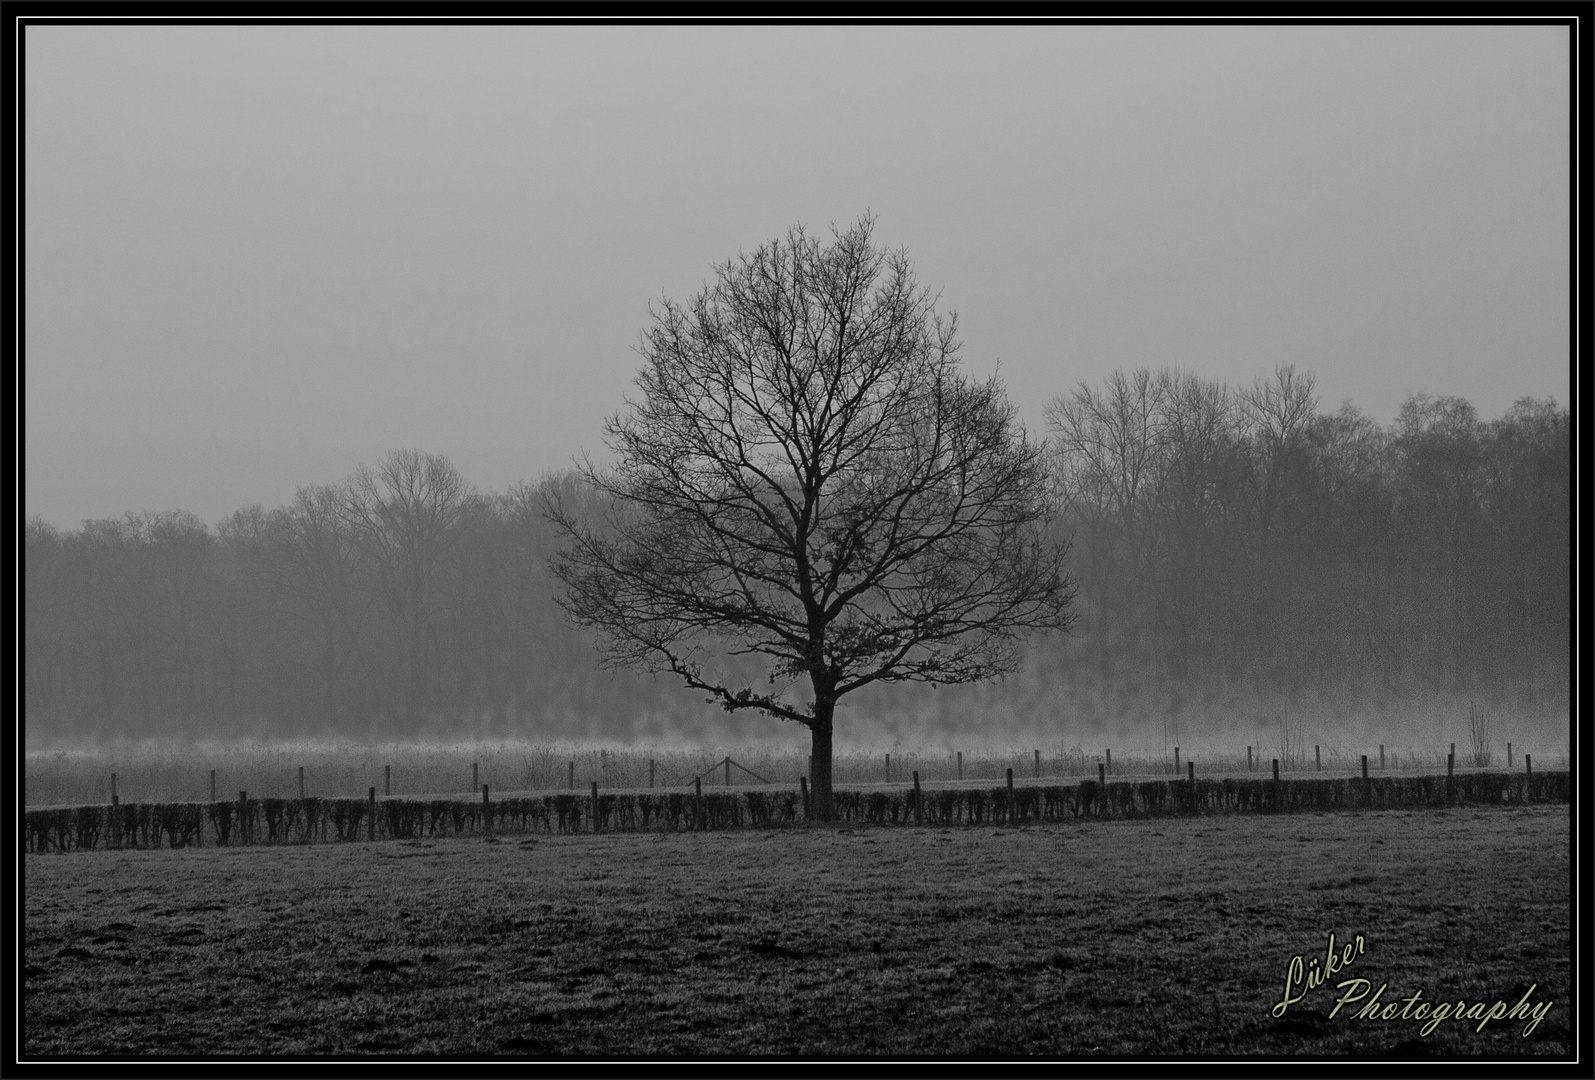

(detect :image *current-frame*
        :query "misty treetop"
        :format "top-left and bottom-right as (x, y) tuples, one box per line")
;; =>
(1048, 368), (1568, 696)
(24, 384), (1569, 743)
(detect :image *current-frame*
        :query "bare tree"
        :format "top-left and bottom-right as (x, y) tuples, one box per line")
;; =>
(1238, 363), (1319, 545)
(1046, 368), (1169, 528)
(1148, 371), (1240, 676)
(246, 484), (368, 726)
(338, 449), (475, 725)
(1045, 367), (1167, 677)
(546, 217), (1074, 818)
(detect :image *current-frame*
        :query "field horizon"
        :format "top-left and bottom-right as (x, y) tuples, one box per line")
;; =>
(24, 736), (1570, 810)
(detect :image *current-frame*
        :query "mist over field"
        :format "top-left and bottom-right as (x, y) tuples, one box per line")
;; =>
(24, 26), (1571, 767)
(23, 368), (1570, 757)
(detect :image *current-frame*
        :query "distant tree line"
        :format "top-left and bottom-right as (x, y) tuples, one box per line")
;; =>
(1046, 367), (1568, 705)
(23, 371), (1569, 742)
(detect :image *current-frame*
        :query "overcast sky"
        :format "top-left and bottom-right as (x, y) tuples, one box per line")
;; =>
(24, 24), (1571, 529)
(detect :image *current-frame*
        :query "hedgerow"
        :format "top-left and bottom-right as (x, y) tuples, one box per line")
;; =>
(21, 770), (1569, 853)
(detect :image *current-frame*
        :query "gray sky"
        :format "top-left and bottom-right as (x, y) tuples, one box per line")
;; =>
(24, 24), (1571, 529)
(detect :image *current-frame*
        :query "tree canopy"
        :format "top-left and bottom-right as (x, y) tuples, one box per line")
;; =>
(545, 217), (1074, 814)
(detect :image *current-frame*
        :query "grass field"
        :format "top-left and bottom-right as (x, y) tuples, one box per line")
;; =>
(23, 805), (1570, 1059)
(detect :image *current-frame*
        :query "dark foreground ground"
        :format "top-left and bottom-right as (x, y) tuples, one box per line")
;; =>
(23, 805), (1570, 1059)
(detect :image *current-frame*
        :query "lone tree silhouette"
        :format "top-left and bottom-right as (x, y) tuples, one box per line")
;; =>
(545, 216), (1074, 819)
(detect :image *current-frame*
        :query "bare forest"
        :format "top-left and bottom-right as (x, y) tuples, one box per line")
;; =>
(23, 372), (1570, 750)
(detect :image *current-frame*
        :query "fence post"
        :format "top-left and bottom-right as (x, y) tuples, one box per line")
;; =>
(1006, 767), (1014, 825)
(1507, 742), (1513, 768)
(368, 787), (376, 841)
(568, 761), (575, 791)
(210, 769), (216, 803)
(956, 751), (962, 781)
(299, 766), (306, 800)
(111, 772), (117, 800)
(1271, 760), (1280, 812)
(484, 784), (492, 833)
(1247, 746), (1252, 772)
(1174, 746), (1180, 776)
(1525, 754), (1532, 802)
(725, 758), (731, 788)
(1105, 748), (1112, 776)
(1315, 745), (1321, 772)
(913, 771), (922, 826)
(1034, 749), (1041, 778)
(385, 765), (391, 797)
(800, 776), (810, 819)
(649, 759), (655, 789)
(885, 753), (891, 783)
(111, 793), (120, 847)
(1361, 754), (1368, 781)
(239, 791), (249, 845)
(473, 762), (479, 793)
(1379, 744), (1385, 771)
(590, 780), (598, 832)
(694, 777), (703, 831)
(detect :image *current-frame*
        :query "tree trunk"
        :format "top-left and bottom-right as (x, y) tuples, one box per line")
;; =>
(808, 706), (836, 821)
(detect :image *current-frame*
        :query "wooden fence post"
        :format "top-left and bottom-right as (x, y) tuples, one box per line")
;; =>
(368, 787), (376, 841)
(1105, 748), (1112, 776)
(1271, 760), (1280, 812)
(590, 780), (598, 833)
(1174, 746), (1180, 776)
(299, 766), (306, 800)
(1034, 749), (1040, 778)
(725, 758), (731, 788)
(1315, 745), (1321, 772)
(484, 784), (492, 833)
(111, 793), (120, 847)
(1361, 754), (1368, 781)
(385, 765), (391, 797)
(1098, 762), (1105, 787)
(1524, 754), (1532, 802)
(1507, 742), (1513, 768)
(800, 776), (810, 818)
(473, 762), (479, 793)
(913, 771), (922, 826)
(1379, 744), (1385, 771)
(1247, 746), (1252, 772)
(956, 751), (962, 781)
(885, 752), (891, 783)
(1006, 767), (1014, 825)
